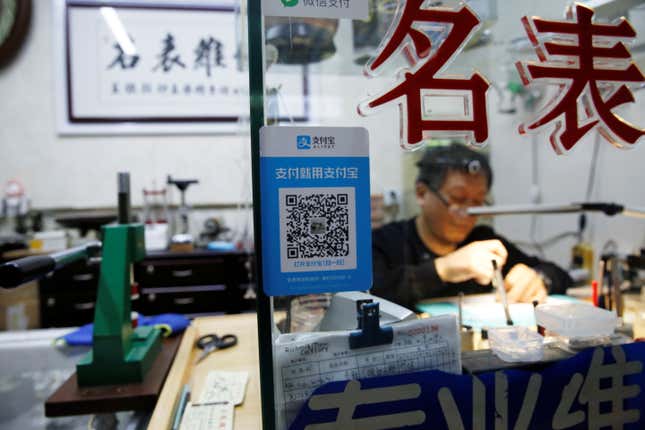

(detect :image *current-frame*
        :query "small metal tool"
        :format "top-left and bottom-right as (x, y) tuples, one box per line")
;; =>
(492, 260), (513, 326)
(195, 333), (238, 364)
(171, 384), (191, 430)
(458, 291), (464, 328)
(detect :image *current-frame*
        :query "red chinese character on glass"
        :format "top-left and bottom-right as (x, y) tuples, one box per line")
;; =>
(517, 3), (644, 153)
(358, 1), (489, 150)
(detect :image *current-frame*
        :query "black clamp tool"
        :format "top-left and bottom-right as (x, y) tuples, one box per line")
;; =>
(349, 300), (393, 349)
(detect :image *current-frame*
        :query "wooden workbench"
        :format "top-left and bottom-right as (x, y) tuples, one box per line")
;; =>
(148, 296), (645, 429)
(148, 313), (262, 430)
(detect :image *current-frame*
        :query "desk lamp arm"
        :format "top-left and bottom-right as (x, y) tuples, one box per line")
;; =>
(466, 202), (644, 218)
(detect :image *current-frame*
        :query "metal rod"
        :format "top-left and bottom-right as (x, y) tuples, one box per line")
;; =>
(458, 291), (463, 328)
(467, 202), (629, 217)
(468, 203), (583, 216)
(492, 260), (513, 326)
(118, 172), (131, 224)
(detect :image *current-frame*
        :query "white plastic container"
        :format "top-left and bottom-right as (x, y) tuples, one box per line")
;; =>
(488, 326), (544, 362)
(31, 231), (67, 252)
(144, 223), (169, 251)
(534, 303), (617, 338)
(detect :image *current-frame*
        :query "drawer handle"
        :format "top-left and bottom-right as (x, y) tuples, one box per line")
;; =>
(72, 273), (94, 282)
(173, 297), (195, 305)
(172, 269), (193, 278)
(74, 302), (95, 310)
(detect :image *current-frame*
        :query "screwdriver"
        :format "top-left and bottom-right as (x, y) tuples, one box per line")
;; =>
(492, 259), (513, 326)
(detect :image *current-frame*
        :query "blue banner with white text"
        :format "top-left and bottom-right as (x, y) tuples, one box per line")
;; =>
(290, 343), (645, 429)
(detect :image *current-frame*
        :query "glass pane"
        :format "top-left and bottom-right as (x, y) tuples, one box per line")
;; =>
(257, 1), (645, 427)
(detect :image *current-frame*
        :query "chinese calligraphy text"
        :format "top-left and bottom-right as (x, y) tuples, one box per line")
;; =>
(517, 3), (644, 153)
(359, 1), (490, 150)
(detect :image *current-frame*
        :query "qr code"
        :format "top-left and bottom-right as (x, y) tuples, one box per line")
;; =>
(279, 187), (356, 272)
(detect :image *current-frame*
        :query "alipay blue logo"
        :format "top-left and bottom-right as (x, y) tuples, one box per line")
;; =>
(297, 135), (311, 150)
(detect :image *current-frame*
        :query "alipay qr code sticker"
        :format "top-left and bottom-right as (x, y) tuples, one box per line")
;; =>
(279, 187), (357, 273)
(259, 126), (371, 296)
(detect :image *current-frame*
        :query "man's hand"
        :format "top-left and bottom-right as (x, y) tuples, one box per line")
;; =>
(504, 263), (547, 303)
(434, 240), (508, 285)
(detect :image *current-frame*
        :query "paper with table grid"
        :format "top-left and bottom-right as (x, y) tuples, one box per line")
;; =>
(274, 314), (460, 428)
(179, 402), (234, 430)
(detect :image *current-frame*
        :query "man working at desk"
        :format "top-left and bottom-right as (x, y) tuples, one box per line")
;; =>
(371, 143), (572, 311)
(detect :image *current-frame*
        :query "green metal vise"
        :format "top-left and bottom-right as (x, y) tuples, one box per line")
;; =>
(76, 173), (162, 386)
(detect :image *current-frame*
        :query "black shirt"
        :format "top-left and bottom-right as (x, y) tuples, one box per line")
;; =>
(370, 218), (573, 311)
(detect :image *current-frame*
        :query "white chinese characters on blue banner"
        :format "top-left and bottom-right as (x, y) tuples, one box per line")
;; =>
(260, 126), (372, 296)
(289, 343), (645, 429)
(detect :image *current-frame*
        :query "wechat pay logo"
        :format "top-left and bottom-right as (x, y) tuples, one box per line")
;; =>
(281, 0), (298, 6)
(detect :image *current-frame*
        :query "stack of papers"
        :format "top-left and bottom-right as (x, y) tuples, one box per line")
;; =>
(178, 371), (249, 430)
(274, 314), (460, 428)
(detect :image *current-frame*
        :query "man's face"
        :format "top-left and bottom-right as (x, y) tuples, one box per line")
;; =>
(416, 170), (488, 245)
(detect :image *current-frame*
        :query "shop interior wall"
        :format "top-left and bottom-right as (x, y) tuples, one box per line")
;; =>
(0, 0), (254, 236)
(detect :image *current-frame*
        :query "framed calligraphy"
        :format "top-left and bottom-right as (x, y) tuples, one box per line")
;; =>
(53, 0), (309, 135)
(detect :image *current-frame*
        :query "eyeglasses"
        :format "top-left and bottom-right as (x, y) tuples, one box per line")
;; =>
(425, 184), (489, 217)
